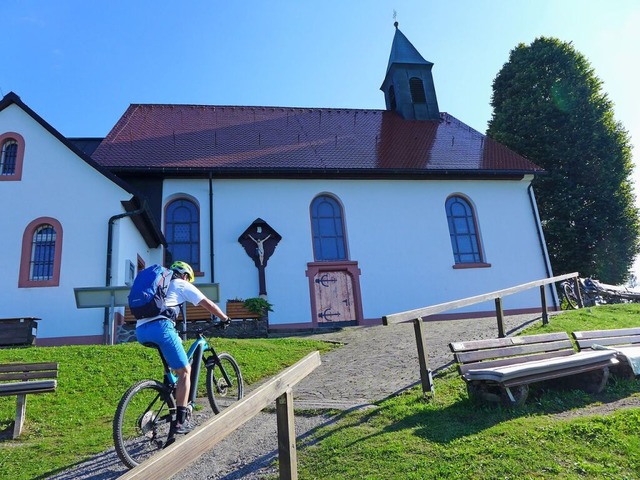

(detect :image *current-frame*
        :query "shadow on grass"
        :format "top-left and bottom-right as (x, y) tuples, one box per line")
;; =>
(298, 373), (640, 452)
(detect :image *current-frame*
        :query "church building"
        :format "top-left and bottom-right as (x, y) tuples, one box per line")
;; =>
(0, 25), (554, 345)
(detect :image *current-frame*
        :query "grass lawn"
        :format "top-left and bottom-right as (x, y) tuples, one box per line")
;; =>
(2, 304), (640, 479)
(0, 336), (335, 480)
(292, 304), (640, 479)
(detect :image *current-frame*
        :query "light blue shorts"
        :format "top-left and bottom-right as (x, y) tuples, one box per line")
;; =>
(136, 319), (189, 369)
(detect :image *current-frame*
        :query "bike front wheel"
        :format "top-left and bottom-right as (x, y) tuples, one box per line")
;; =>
(113, 379), (176, 469)
(206, 352), (244, 414)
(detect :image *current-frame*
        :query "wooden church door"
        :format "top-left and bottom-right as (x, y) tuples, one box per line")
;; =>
(313, 270), (356, 324)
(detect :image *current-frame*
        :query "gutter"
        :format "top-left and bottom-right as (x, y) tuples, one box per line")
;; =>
(103, 199), (146, 344)
(527, 184), (558, 308)
(209, 173), (215, 282)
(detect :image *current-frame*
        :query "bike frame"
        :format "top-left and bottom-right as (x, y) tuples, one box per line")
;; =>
(158, 333), (210, 405)
(157, 330), (233, 407)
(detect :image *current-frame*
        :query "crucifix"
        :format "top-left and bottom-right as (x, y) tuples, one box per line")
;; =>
(238, 218), (282, 296)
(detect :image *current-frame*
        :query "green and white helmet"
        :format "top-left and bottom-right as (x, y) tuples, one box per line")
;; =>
(170, 261), (194, 282)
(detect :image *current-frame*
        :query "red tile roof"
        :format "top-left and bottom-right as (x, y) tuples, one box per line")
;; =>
(91, 104), (543, 177)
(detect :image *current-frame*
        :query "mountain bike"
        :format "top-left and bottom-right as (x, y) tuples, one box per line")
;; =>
(561, 277), (622, 309)
(113, 319), (244, 469)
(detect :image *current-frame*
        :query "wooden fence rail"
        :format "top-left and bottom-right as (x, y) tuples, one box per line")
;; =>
(119, 351), (321, 480)
(382, 272), (580, 398)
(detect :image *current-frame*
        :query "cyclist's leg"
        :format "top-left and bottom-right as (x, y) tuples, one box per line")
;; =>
(136, 320), (191, 408)
(174, 366), (190, 406)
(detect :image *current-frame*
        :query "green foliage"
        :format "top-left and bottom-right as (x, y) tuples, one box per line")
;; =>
(0, 337), (334, 480)
(243, 297), (274, 315)
(487, 37), (640, 283)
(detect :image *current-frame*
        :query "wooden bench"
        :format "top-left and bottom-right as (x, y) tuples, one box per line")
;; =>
(123, 303), (261, 323)
(573, 327), (640, 379)
(123, 304), (213, 323)
(0, 362), (58, 438)
(450, 332), (618, 406)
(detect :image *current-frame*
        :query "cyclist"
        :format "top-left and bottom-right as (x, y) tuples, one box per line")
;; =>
(135, 261), (230, 434)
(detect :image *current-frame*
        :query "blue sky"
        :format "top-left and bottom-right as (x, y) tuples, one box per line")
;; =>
(4, 1), (640, 271)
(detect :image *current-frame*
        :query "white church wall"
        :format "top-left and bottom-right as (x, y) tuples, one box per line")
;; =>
(0, 104), (144, 341)
(160, 177), (550, 326)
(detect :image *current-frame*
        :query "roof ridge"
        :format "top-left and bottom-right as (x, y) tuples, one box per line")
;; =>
(126, 103), (388, 114)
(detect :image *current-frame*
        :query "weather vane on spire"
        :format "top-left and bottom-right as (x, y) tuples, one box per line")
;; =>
(393, 9), (398, 28)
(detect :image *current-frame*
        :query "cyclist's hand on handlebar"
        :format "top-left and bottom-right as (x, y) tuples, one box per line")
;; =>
(210, 315), (231, 329)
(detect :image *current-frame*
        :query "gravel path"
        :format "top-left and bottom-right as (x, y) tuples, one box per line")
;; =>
(47, 313), (544, 479)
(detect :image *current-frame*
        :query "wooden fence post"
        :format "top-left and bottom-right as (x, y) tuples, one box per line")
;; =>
(573, 276), (585, 308)
(495, 297), (505, 338)
(276, 389), (297, 480)
(413, 317), (434, 398)
(540, 285), (549, 325)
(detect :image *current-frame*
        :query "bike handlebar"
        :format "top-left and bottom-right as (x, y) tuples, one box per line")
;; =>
(177, 317), (231, 335)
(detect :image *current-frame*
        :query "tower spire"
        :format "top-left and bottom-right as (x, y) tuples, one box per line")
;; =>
(380, 24), (440, 120)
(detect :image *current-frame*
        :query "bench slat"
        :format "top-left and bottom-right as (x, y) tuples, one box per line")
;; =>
(502, 359), (614, 387)
(0, 380), (57, 396)
(575, 336), (640, 349)
(0, 371), (58, 382)
(0, 362), (58, 373)
(454, 339), (574, 365)
(458, 349), (574, 375)
(450, 332), (570, 353)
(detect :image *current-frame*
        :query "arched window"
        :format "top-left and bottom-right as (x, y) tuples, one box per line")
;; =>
(1, 139), (17, 175)
(388, 85), (397, 111)
(164, 198), (200, 271)
(19, 217), (63, 287)
(310, 194), (347, 261)
(409, 77), (426, 104)
(30, 225), (57, 280)
(0, 132), (25, 181)
(445, 195), (483, 264)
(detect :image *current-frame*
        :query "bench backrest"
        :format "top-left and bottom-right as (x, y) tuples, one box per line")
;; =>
(123, 304), (211, 323)
(0, 362), (58, 381)
(572, 327), (640, 350)
(450, 332), (575, 376)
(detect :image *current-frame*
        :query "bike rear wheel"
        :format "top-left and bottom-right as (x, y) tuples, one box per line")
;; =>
(562, 282), (579, 309)
(113, 379), (176, 469)
(206, 352), (244, 414)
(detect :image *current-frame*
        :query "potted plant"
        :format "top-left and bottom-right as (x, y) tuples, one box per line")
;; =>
(242, 297), (274, 317)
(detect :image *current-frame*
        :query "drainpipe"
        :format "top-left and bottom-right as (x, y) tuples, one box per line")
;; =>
(103, 200), (146, 344)
(209, 173), (215, 283)
(527, 184), (558, 307)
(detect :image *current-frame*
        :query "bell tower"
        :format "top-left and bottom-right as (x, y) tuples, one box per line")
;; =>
(380, 22), (440, 121)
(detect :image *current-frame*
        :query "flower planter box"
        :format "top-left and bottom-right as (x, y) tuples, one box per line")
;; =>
(226, 301), (262, 319)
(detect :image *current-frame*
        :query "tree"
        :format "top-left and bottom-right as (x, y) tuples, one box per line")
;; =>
(487, 37), (639, 283)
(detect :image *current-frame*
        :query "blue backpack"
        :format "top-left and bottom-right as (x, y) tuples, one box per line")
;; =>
(128, 265), (174, 320)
